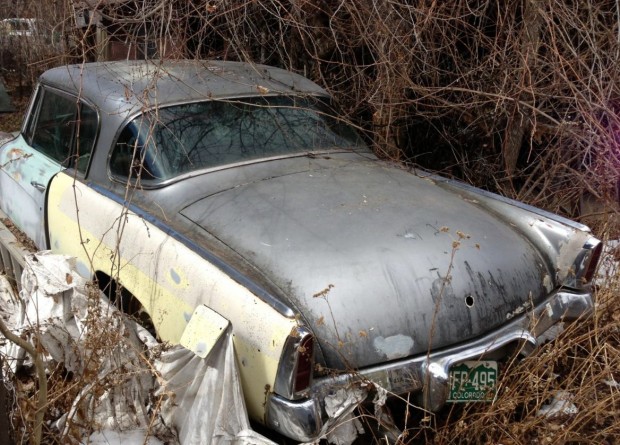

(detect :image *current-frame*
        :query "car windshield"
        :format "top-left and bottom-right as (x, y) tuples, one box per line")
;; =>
(111, 95), (367, 182)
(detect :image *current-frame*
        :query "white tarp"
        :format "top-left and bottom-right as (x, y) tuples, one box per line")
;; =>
(156, 332), (275, 445)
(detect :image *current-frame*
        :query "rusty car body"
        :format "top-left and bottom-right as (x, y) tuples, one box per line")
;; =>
(0, 60), (602, 441)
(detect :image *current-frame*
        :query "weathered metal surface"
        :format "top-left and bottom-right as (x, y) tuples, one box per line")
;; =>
(178, 155), (555, 368)
(39, 60), (326, 121)
(46, 171), (298, 421)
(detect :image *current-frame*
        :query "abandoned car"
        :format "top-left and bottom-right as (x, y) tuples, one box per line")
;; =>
(0, 60), (601, 441)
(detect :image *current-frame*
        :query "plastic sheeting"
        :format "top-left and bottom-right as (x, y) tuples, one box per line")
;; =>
(156, 330), (275, 445)
(1, 253), (159, 435)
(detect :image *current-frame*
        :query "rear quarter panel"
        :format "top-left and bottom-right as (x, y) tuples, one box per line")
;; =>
(46, 171), (297, 420)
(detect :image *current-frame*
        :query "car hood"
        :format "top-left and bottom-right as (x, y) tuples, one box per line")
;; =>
(180, 157), (552, 369)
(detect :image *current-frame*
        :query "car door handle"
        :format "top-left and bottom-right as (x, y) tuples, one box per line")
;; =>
(30, 181), (46, 192)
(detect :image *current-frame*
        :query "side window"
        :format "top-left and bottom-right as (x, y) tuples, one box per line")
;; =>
(23, 86), (42, 142)
(110, 123), (158, 181)
(110, 124), (142, 178)
(30, 89), (77, 164)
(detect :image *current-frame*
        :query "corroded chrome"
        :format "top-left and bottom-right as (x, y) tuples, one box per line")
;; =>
(265, 394), (322, 443)
(419, 328), (537, 412)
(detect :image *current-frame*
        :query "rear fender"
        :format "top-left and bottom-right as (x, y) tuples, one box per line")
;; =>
(46, 171), (299, 421)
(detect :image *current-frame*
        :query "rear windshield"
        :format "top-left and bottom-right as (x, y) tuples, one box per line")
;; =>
(110, 95), (367, 182)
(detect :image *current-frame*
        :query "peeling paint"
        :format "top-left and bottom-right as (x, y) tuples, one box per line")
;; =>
(76, 260), (90, 279)
(398, 228), (422, 240)
(0, 135), (60, 249)
(545, 302), (554, 318)
(542, 273), (553, 292)
(170, 268), (181, 285)
(506, 300), (534, 320)
(373, 334), (414, 360)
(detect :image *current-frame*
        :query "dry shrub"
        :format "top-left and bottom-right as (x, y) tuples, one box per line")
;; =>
(0, 0), (71, 86)
(6, 0), (620, 218)
(3, 275), (164, 445)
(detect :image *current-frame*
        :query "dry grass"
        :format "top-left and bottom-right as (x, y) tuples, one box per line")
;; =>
(430, 289), (620, 445)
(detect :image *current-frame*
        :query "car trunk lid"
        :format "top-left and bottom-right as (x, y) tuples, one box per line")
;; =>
(180, 157), (551, 369)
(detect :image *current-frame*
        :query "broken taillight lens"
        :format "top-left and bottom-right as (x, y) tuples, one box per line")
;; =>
(583, 240), (603, 283)
(294, 335), (315, 393)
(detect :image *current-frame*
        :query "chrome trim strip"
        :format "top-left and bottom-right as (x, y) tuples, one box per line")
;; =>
(436, 177), (591, 232)
(109, 149), (362, 190)
(86, 181), (296, 318)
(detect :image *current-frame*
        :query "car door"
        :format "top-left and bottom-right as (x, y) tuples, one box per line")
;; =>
(0, 85), (97, 249)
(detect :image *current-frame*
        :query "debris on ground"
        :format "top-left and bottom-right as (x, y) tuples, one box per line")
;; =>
(536, 390), (578, 418)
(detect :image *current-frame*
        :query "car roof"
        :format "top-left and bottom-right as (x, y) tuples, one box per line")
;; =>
(40, 60), (328, 116)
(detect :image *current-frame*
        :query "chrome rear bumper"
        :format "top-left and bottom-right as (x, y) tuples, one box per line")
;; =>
(265, 289), (593, 441)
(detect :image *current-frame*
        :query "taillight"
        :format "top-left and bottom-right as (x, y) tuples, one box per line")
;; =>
(294, 335), (314, 393)
(582, 239), (603, 283)
(273, 327), (316, 399)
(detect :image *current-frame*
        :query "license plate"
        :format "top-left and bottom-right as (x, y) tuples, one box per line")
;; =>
(447, 360), (498, 402)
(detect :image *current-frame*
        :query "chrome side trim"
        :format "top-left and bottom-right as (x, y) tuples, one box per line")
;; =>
(265, 289), (593, 441)
(87, 182), (296, 318)
(437, 176), (591, 232)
